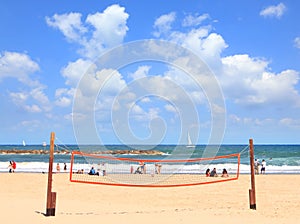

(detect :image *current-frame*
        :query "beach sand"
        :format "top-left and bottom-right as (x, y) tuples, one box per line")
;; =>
(1, 173), (300, 224)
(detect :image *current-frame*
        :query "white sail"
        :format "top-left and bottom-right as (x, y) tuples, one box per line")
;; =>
(186, 132), (195, 148)
(22, 140), (26, 146)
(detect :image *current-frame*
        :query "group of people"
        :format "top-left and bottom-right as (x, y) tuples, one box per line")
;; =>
(132, 161), (146, 174)
(254, 159), (266, 174)
(131, 162), (162, 175)
(205, 168), (229, 177)
(56, 163), (67, 172)
(88, 163), (107, 176)
(8, 160), (16, 173)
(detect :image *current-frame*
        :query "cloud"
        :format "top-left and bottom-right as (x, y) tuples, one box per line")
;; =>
(260, 3), (286, 18)
(153, 11), (300, 122)
(164, 104), (177, 113)
(0, 51), (40, 85)
(129, 65), (150, 80)
(153, 12), (176, 37)
(9, 92), (28, 105)
(61, 59), (127, 110)
(55, 88), (75, 107)
(46, 6), (300, 144)
(221, 54), (300, 107)
(130, 106), (160, 122)
(229, 114), (276, 127)
(154, 13), (227, 68)
(46, 12), (87, 43)
(294, 37), (300, 49)
(46, 4), (131, 120)
(20, 120), (41, 129)
(182, 13), (210, 27)
(46, 4), (129, 59)
(9, 87), (51, 113)
(30, 87), (50, 106)
(61, 58), (93, 86)
(0, 51), (53, 113)
(150, 12), (228, 106)
(84, 5), (129, 51)
(9, 91), (42, 113)
(23, 104), (42, 113)
(279, 118), (300, 128)
(222, 54), (268, 78)
(73, 67), (127, 113)
(150, 7), (300, 118)
(140, 97), (151, 103)
(64, 112), (86, 122)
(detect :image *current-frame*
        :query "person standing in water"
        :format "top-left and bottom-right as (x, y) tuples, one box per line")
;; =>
(261, 159), (266, 174)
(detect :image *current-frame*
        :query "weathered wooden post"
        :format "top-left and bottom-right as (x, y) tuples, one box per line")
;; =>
(46, 132), (56, 216)
(249, 138), (256, 210)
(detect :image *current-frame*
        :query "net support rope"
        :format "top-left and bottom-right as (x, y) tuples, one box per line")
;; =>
(239, 145), (250, 156)
(54, 137), (72, 152)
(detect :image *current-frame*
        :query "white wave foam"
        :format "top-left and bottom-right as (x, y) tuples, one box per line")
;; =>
(1, 161), (300, 174)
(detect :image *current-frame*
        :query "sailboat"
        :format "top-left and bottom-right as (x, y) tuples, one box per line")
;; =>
(186, 132), (195, 148)
(22, 140), (26, 146)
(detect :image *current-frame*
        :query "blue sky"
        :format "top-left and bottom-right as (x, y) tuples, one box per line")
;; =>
(0, 0), (300, 145)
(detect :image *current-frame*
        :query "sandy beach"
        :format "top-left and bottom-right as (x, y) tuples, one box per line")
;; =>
(1, 173), (300, 224)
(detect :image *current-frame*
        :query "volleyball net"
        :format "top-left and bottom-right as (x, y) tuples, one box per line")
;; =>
(69, 151), (240, 187)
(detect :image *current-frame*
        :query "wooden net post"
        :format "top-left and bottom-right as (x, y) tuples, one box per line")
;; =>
(249, 138), (256, 210)
(46, 132), (57, 216)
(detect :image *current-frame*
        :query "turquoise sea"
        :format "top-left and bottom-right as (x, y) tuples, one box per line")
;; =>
(0, 144), (300, 174)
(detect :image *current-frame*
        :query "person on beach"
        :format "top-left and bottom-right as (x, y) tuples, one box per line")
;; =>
(155, 163), (162, 174)
(12, 161), (16, 172)
(8, 161), (16, 173)
(205, 168), (210, 177)
(254, 159), (260, 175)
(134, 161), (145, 174)
(210, 168), (218, 177)
(8, 161), (13, 173)
(75, 169), (84, 174)
(221, 168), (229, 177)
(101, 163), (106, 176)
(261, 159), (266, 174)
(63, 163), (67, 171)
(56, 163), (60, 172)
(88, 167), (99, 176)
(139, 161), (146, 174)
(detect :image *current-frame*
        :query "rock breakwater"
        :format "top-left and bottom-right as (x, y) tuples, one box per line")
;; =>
(0, 149), (164, 155)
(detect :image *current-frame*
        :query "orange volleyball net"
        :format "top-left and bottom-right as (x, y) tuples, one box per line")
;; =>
(69, 151), (240, 187)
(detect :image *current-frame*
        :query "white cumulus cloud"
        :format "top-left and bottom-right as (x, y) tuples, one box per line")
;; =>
(154, 13), (227, 68)
(153, 12), (176, 37)
(221, 54), (300, 107)
(129, 65), (151, 80)
(9, 87), (51, 113)
(46, 4), (129, 59)
(0, 51), (53, 113)
(55, 88), (75, 107)
(46, 12), (87, 43)
(294, 37), (300, 49)
(260, 3), (286, 18)
(61, 58), (93, 86)
(0, 51), (40, 85)
(165, 104), (177, 113)
(182, 13), (210, 27)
